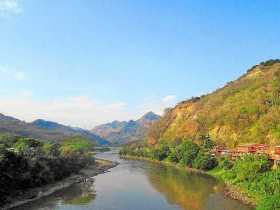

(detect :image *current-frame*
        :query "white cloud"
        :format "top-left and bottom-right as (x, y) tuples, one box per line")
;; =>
(135, 95), (178, 118)
(0, 95), (130, 129)
(14, 71), (26, 80)
(19, 89), (32, 97)
(162, 95), (176, 103)
(0, 0), (22, 15)
(0, 92), (179, 129)
(0, 66), (27, 81)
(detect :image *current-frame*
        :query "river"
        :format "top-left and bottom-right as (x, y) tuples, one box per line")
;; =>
(13, 149), (253, 210)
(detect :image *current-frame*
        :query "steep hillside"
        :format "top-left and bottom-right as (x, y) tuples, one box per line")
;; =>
(0, 114), (110, 145)
(148, 59), (280, 147)
(92, 112), (160, 145)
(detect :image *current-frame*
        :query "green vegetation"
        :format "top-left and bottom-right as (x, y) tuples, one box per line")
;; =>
(120, 138), (218, 171)
(147, 60), (280, 147)
(0, 134), (94, 205)
(121, 138), (280, 209)
(209, 154), (280, 210)
(120, 60), (280, 209)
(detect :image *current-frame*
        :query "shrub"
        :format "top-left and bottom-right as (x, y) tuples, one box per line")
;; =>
(201, 135), (215, 150)
(219, 157), (234, 170)
(193, 152), (218, 170)
(231, 154), (270, 182)
(166, 146), (179, 163)
(150, 143), (170, 161)
(256, 194), (280, 210)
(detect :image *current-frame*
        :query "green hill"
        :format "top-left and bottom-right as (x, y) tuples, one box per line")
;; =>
(147, 59), (280, 147)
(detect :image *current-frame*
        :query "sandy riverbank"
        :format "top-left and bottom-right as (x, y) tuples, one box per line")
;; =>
(2, 158), (119, 210)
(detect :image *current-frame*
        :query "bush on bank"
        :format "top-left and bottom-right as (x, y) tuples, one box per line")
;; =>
(119, 138), (217, 171)
(0, 134), (94, 205)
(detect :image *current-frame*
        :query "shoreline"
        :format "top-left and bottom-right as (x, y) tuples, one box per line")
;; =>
(2, 158), (119, 210)
(121, 155), (256, 208)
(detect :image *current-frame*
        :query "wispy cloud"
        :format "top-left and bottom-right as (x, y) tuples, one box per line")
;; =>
(0, 0), (22, 16)
(14, 71), (26, 80)
(0, 89), (179, 128)
(135, 95), (178, 117)
(0, 95), (129, 128)
(162, 95), (176, 103)
(19, 89), (32, 97)
(0, 66), (27, 81)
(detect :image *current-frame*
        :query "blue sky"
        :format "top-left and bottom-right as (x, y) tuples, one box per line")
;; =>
(0, 0), (279, 128)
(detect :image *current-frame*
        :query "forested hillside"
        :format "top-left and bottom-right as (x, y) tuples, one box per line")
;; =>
(148, 59), (280, 147)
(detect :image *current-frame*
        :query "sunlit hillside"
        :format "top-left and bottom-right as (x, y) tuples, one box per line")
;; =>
(148, 60), (280, 147)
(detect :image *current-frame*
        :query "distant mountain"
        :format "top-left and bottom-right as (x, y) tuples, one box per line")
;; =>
(0, 114), (110, 145)
(92, 112), (160, 145)
(31, 119), (110, 145)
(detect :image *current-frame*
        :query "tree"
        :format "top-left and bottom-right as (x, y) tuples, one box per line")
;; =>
(60, 136), (94, 157)
(178, 140), (200, 167)
(201, 135), (215, 150)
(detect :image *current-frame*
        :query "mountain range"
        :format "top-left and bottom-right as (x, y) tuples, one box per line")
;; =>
(147, 59), (280, 147)
(92, 112), (160, 145)
(0, 114), (110, 145)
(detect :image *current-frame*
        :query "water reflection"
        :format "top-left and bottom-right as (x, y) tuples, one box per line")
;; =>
(12, 151), (253, 210)
(145, 163), (252, 210)
(12, 182), (96, 210)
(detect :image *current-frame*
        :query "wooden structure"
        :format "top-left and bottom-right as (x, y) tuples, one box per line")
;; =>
(235, 143), (268, 154)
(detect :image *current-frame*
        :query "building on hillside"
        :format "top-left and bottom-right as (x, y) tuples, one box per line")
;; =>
(275, 146), (280, 155)
(235, 143), (268, 154)
(229, 143), (268, 159)
(211, 145), (229, 157)
(255, 144), (269, 154)
(236, 143), (257, 153)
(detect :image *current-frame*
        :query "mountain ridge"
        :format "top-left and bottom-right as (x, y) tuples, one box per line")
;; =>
(92, 112), (160, 145)
(0, 114), (110, 145)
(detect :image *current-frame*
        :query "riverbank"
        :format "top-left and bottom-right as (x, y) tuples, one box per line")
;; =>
(121, 155), (208, 174)
(2, 158), (119, 210)
(121, 155), (255, 208)
(208, 168), (257, 207)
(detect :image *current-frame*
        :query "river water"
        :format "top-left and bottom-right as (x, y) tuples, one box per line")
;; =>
(14, 149), (253, 210)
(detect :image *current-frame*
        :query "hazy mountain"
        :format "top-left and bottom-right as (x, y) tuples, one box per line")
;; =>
(0, 114), (110, 145)
(147, 59), (280, 147)
(31, 119), (110, 145)
(92, 112), (160, 145)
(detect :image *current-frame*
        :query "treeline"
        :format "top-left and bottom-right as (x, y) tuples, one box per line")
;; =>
(0, 134), (94, 205)
(120, 136), (218, 171)
(120, 139), (280, 210)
